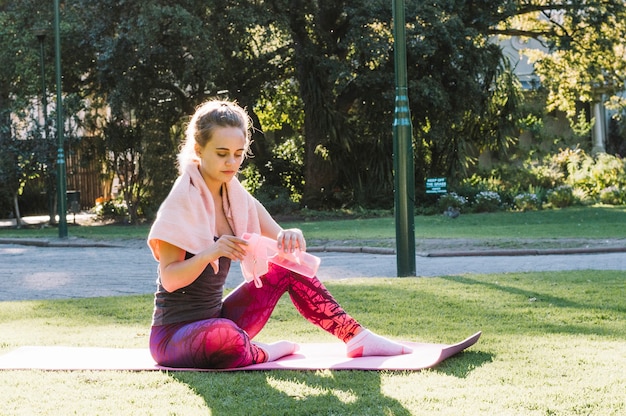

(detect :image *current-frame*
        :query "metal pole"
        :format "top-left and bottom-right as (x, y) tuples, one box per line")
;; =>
(392, 0), (416, 276)
(54, 0), (68, 238)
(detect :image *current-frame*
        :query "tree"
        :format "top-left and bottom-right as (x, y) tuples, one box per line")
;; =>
(260, 1), (524, 207)
(193, 1), (302, 209)
(69, 1), (224, 221)
(491, 1), (626, 149)
(0, 1), (56, 224)
(5, 0), (625, 217)
(262, 0), (402, 208)
(70, 0), (292, 219)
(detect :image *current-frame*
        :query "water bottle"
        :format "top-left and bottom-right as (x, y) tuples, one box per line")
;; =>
(240, 233), (321, 287)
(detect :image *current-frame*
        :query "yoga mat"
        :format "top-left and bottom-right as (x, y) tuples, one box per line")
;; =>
(0, 332), (480, 372)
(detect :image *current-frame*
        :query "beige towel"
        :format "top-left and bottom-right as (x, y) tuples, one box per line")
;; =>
(147, 162), (260, 272)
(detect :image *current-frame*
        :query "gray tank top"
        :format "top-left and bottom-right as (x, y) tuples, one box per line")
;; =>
(151, 253), (231, 326)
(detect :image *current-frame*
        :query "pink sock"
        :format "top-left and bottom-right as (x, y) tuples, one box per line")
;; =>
(346, 329), (413, 358)
(254, 341), (300, 362)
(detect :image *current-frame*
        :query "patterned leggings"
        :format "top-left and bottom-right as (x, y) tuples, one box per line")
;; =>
(149, 263), (362, 369)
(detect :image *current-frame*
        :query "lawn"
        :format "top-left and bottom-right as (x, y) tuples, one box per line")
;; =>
(1, 271), (624, 415)
(2, 205), (626, 246)
(1, 206), (625, 414)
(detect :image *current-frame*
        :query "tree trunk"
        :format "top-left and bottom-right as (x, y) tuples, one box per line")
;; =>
(13, 193), (23, 228)
(287, 2), (338, 209)
(301, 89), (338, 208)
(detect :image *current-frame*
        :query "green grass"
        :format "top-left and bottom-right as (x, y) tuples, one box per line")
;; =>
(1, 206), (626, 243)
(1, 271), (624, 415)
(0, 221), (151, 240)
(295, 205), (626, 241)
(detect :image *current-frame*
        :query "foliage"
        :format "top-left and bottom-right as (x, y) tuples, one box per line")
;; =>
(2, 0), (626, 218)
(513, 192), (541, 211)
(555, 149), (626, 202)
(546, 185), (577, 208)
(93, 197), (128, 223)
(261, 0), (397, 208)
(599, 185), (626, 205)
(241, 136), (304, 216)
(583, 153), (626, 199)
(607, 112), (626, 155)
(0, 2), (49, 224)
(409, 1), (521, 188)
(515, 1), (626, 132)
(437, 192), (468, 211)
(252, 80), (306, 206)
(99, 120), (144, 223)
(456, 148), (626, 210)
(471, 190), (503, 212)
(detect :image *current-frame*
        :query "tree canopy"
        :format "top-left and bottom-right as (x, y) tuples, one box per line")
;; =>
(1, 0), (625, 219)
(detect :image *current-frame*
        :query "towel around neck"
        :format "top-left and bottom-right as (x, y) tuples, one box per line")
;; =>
(147, 162), (261, 273)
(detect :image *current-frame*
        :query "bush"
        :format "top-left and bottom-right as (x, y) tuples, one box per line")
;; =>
(564, 151), (626, 201)
(514, 192), (541, 211)
(437, 192), (468, 211)
(254, 185), (299, 216)
(465, 149), (626, 210)
(94, 197), (128, 222)
(471, 191), (502, 213)
(599, 186), (626, 205)
(546, 185), (577, 208)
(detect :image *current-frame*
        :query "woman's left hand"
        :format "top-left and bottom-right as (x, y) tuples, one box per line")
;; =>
(277, 228), (306, 253)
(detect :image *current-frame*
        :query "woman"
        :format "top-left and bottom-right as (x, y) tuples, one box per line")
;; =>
(148, 99), (412, 369)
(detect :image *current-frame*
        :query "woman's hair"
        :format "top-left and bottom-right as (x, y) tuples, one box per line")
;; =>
(177, 99), (252, 174)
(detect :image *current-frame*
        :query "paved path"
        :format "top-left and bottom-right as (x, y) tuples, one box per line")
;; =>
(1, 239), (624, 301)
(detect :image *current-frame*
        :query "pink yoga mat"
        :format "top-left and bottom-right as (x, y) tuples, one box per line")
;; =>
(0, 332), (480, 372)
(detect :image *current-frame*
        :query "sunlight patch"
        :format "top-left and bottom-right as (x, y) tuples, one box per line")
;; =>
(266, 377), (358, 404)
(0, 247), (28, 255)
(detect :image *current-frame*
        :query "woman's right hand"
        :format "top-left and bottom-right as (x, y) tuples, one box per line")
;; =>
(206, 235), (248, 261)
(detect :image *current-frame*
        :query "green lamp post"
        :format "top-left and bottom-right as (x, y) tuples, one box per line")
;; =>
(392, 0), (416, 276)
(54, 0), (68, 238)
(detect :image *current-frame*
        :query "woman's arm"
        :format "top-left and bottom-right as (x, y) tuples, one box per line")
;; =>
(255, 199), (306, 252)
(157, 236), (247, 292)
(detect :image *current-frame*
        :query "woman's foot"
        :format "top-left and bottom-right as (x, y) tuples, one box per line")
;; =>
(346, 329), (413, 358)
(254, 340), (300, 362)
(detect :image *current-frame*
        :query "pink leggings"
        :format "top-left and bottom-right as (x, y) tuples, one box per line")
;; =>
(149, 263), (362, 369)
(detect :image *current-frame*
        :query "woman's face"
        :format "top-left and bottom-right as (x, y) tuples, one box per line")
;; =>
(195, 126), (247, 192)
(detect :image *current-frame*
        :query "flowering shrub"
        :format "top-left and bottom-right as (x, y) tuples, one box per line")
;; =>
(546, 185), (576, 208)
(472, 191), (502, 212)
(599, 186), (626, 205)
(437, 192), (468, 210)
(514, 193), (541, 211)
(564, 151), (626, 201)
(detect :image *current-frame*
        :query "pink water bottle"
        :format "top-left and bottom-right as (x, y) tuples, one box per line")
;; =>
(241, 233), (321, 287)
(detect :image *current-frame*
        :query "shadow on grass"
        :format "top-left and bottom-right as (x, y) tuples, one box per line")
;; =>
(438, 274), (594, 311)
(439, 272), (626, 312)
(170, 370), (412, 415)
(167, 350), (491, 415)
(438, 273), (626, 337)
(432, 350), (494, 378)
